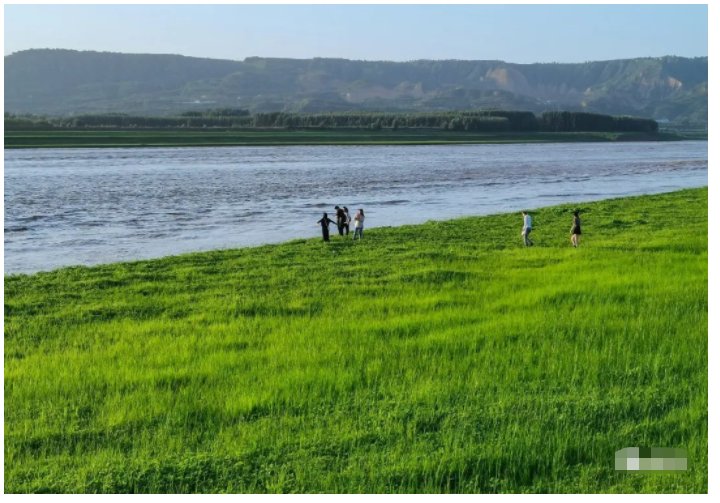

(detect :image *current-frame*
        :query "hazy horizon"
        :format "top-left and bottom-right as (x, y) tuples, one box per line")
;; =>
(3, 4), (708, 64)
(4, 46), (709, 66)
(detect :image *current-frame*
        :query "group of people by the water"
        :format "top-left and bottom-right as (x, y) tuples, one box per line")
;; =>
(317, 205), (365, 241)
(521, 210), (582, 247)
(317, 205), (581, 247)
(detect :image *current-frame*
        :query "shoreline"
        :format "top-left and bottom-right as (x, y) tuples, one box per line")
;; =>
(4, 186), (708, 278)
(4, 129), (693, 149)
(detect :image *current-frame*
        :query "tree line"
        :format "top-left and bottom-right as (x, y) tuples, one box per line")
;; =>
(5, 110), (658, 133)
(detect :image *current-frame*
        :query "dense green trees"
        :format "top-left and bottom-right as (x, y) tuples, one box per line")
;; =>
(254, 110), (655, 132)
(5, 110), (658, 133)
(541, 111), (658, 132)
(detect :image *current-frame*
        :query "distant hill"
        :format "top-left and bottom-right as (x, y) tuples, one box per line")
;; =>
(4, 49), (708, 125)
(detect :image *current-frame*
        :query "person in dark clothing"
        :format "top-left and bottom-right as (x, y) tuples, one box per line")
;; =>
(342, 206), (351, 236)
(334, 206), (347, 236)
(317, 213), (336, 242)
(570, 210), (582, 247)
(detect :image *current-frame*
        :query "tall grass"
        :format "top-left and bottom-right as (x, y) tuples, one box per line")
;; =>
(4, 188), (707, 493)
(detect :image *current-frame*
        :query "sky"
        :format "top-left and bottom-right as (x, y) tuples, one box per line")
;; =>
(2, 3), (709, 64)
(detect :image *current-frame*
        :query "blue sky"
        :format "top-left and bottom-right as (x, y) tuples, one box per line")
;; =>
(3, 3), (708, 63)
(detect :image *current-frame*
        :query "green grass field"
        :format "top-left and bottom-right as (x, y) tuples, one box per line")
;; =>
(4, 188), (707, 493)
(4, 129), (683, 149)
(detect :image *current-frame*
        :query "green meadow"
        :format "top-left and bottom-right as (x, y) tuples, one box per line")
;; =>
(4, 129), (682, 149)
(4, 188), (707, 493)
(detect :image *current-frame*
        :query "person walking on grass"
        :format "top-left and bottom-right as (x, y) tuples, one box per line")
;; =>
(353, 208), (365, 240)
(342, 206), (351, 236)
(335, 205), (348, 236)
(521, 211), (533, 247)
(570, 210), (582, 247)
(317, 212), (336, 242)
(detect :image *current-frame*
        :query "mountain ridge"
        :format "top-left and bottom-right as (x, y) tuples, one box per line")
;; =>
(4, 49), (708, 125)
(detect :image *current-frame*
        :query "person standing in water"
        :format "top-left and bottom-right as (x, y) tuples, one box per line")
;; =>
(521, 211), (533, 247)
(570, 210), (582, 247)
(353, 209), (365, 240)
(317, 213), (336, 242)
(334, 206), (347, 236)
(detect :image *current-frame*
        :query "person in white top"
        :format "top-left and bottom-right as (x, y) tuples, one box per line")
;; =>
(521, 211), (533, 246)
(353, 209), (365, 240)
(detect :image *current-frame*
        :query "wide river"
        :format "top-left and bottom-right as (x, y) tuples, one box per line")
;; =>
(4, 141), (708, 274)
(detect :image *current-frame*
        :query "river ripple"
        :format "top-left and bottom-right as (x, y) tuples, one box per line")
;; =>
(4, 141), (708, 274)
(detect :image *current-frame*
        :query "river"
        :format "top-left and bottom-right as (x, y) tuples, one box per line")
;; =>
(4, 141), (708, 274)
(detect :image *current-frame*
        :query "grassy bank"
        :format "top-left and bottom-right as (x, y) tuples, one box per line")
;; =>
(4, 129), (684, 149)
(4, 188), (708, 493)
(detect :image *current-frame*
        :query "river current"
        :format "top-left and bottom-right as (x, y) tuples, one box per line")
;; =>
(4, 141), (708, 274)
